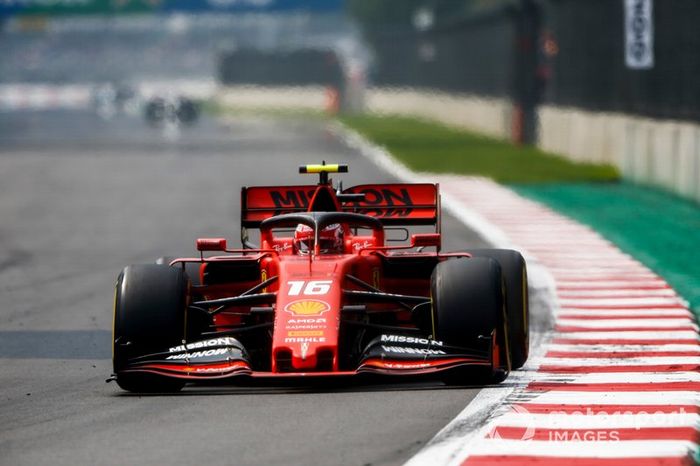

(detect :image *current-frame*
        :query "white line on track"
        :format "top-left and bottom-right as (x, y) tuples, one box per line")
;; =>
(532, 356), (700, 366)
(558, 279), (669, 285)
(560, 306), (689, 313)
(522, 371), (700, 383)
(558, 297), (686, 307)
(558, 289), (678, 298)
(556, 281), (671, 289)
(529, 250), (637, 257)
(553, 330), (699, 339)
(332, 124), (558, 466)
(464, 440), (698, 458)
(333, 122), (699, 466)
(487, 413), (700, 429)
(548, 271), (660, 279)
(557, 308), (694, 319)
(536, 258), (644, 265)
(547, 344), (700, 352)
(556, 318), (697, 329)
(512, 390), (700, 405)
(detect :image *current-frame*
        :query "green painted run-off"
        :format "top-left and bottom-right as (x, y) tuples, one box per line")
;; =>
(513, 182), (700, 318)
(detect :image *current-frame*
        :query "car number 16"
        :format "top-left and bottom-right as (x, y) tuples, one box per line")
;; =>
(287, 280), (332, 296)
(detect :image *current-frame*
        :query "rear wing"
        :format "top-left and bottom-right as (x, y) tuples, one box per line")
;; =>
(341, 183), (439, 226)
(241, 183), (440, 228)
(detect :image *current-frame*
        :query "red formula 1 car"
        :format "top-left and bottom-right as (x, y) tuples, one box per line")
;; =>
(111, 164), (528, 392)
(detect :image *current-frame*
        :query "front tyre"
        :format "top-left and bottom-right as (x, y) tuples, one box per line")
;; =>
(113, 264), (189, 393)
(466, 249), (529, 369)
(431, 257), (509, 385)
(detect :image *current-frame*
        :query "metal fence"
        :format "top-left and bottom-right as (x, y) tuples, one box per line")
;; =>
(218, 49), (344, 88)
(543, 0), (700, 122)
(361, 0), (700, 123)
(365, 6), (516, 98)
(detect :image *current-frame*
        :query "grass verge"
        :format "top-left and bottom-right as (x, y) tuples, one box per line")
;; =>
(340, 114), (619, 183)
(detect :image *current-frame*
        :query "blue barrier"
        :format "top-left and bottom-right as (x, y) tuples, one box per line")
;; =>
(0, 0), (344, 17)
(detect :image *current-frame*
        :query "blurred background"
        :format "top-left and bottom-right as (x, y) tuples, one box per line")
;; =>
(1, 0), (698, 200)
(1, 3), (699, 464)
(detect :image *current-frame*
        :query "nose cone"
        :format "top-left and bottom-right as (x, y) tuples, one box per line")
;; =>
(274, 298), (338, 372)
(272, 256), (356, 373)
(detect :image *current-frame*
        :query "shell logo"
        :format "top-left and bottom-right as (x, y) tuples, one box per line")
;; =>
(284, 299), (330, 316)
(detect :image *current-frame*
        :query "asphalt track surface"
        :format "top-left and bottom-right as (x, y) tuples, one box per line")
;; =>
(0, 109), (492, 466)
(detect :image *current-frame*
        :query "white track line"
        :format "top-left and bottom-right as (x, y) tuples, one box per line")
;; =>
(464, 440), (698, 458)
(511, 392), (700, 408)
(558, 289), (678, 298)
(512, 390), (700, 405)
(560, 306), (689, 313)
(558, 297), (686, 307)
(485, 413), (699, 429)
(551, 330), (699, 340)
(332, 124), (558, 466)
(333, 123), (699, 466)
(556, 280), (670, 288)
(558, 310), (693, 318)
(532, 356), (700, 366)
(547, 344), (700, 352)
(524, 371), (700, 383)
(556, 319), (696, 329)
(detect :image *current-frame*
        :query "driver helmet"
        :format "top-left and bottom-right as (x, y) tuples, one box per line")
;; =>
(294, 223), (344, 255)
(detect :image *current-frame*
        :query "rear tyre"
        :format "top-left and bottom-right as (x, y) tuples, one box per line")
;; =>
(465, 249), (529, 369)
(431, 258), (509, 385)
(113, 264), (189, 393)
(176, 98), (199, 125)
(144, 98), (165, 125)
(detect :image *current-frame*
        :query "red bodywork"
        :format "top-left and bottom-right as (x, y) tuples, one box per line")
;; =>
(123, 180), (496, 381)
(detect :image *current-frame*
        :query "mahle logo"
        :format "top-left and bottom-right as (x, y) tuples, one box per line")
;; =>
(284, 299), (330, 316)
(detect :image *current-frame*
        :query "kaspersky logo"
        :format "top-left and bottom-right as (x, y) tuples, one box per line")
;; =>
(284, 299), (330, 316)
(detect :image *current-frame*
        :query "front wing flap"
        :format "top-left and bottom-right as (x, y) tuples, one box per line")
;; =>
(118, 336), (253, 380)
(115, 333), (492, 381)
(356, 333), (492, 375)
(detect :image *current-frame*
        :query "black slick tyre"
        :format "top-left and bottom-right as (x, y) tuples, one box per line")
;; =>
(431, 257), (509, 385)
(113, 264), (188, 393)
(465, 249), (529, 369)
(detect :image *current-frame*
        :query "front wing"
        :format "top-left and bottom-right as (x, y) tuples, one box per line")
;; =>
(115, 334), (495, 382)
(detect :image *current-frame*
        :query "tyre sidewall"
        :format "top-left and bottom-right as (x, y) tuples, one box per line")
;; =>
(465, 249), (529, 369)
(113, 264), (188, 373)
(431, 257), (510, 382)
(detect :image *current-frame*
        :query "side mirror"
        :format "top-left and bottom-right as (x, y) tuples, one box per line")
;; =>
(411, 233), (441, 248)
(196, 238), (227, 252)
